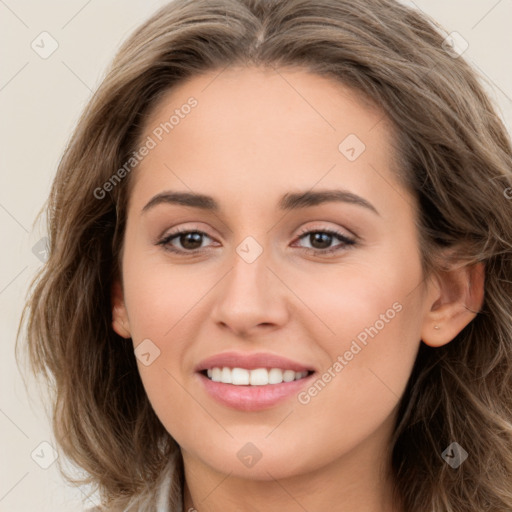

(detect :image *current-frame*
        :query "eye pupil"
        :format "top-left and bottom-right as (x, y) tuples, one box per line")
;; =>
(310, 232), (332, 249)
(180, 232), (203, 249)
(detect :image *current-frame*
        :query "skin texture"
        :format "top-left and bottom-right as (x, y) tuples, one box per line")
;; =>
(112, 66), (484, 512)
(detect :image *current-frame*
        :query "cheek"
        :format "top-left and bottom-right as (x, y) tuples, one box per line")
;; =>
(290, 255), (423, 350)
(122, 249), (203, 339)
(288, 256), (424, 413)
(121, 262), (202, 435)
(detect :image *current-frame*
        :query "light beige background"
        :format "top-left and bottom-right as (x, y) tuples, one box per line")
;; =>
(1, 1), (511, 510)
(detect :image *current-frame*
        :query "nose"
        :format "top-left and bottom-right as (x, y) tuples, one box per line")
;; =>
(210, 245), (290, 338)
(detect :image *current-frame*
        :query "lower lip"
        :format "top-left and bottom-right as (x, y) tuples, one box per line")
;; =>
(197, 372), (315, 412)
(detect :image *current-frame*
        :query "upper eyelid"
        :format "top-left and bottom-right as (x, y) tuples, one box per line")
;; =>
(159, 220), (357, 239)
(160, 225), (353, 239)
(296, 224), (357, 240)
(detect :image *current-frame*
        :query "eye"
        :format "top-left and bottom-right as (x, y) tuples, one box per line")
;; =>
(157, 226), (357, 256)
(292, 227), (356, 255)
(157, 228), (214, 254)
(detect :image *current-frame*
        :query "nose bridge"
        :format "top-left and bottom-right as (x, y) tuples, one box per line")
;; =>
(211, 234), (289, 333)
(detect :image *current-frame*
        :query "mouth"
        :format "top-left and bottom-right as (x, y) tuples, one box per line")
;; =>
(195, 352), (316, 411)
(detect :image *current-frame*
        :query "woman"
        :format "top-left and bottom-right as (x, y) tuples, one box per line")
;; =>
(19, 0), (512, 510)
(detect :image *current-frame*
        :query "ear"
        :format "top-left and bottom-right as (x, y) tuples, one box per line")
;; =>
(111, 279), (131, 339)
(421, 261), (484, 348)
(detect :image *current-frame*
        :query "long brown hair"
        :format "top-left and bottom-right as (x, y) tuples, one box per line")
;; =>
(18, 0), (512, 510)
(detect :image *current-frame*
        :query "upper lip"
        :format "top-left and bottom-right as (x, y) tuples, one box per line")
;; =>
(195, 351), (315, 373)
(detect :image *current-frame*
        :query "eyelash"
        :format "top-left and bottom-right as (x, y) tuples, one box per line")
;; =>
(157, 226), (357, 256)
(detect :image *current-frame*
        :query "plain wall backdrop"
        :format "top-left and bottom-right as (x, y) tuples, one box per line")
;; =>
(1, 0), (511, 510)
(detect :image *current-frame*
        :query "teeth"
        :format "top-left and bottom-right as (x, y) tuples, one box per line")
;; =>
(250, 368), (268, 385)
(268, 368), (284, 384)
(283, 370), (296, 382)
(205, 367), (309, 385)
(221, 367), (232, 384)
(231, 367), (250, 385)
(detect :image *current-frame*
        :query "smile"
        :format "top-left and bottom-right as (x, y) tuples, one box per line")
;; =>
(204, 367), (311, 385)
(195, 351), (316, 411)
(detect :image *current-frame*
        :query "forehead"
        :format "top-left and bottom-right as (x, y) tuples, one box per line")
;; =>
(128, 66), (405, 216)
(143, 65), (389, 148)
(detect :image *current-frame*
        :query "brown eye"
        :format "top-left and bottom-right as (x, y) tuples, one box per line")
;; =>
(294, 228), (356, 255)
(157, 227), (356, 256)
(158, 229), (213, 254)
(177, 232), (204, 250)
(308, 232), (334, 250)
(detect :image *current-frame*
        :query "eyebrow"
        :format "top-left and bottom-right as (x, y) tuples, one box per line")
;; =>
(141, 189), (379, 215)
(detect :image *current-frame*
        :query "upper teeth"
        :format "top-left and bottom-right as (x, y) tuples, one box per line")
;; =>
(206, 367), (309, 385)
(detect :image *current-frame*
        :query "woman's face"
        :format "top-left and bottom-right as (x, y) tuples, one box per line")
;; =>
(113, 66), (437, 481)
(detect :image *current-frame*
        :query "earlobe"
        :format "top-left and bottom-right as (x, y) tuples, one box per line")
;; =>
(111, 279), (131, 339)
(421, 261), (484, 348)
